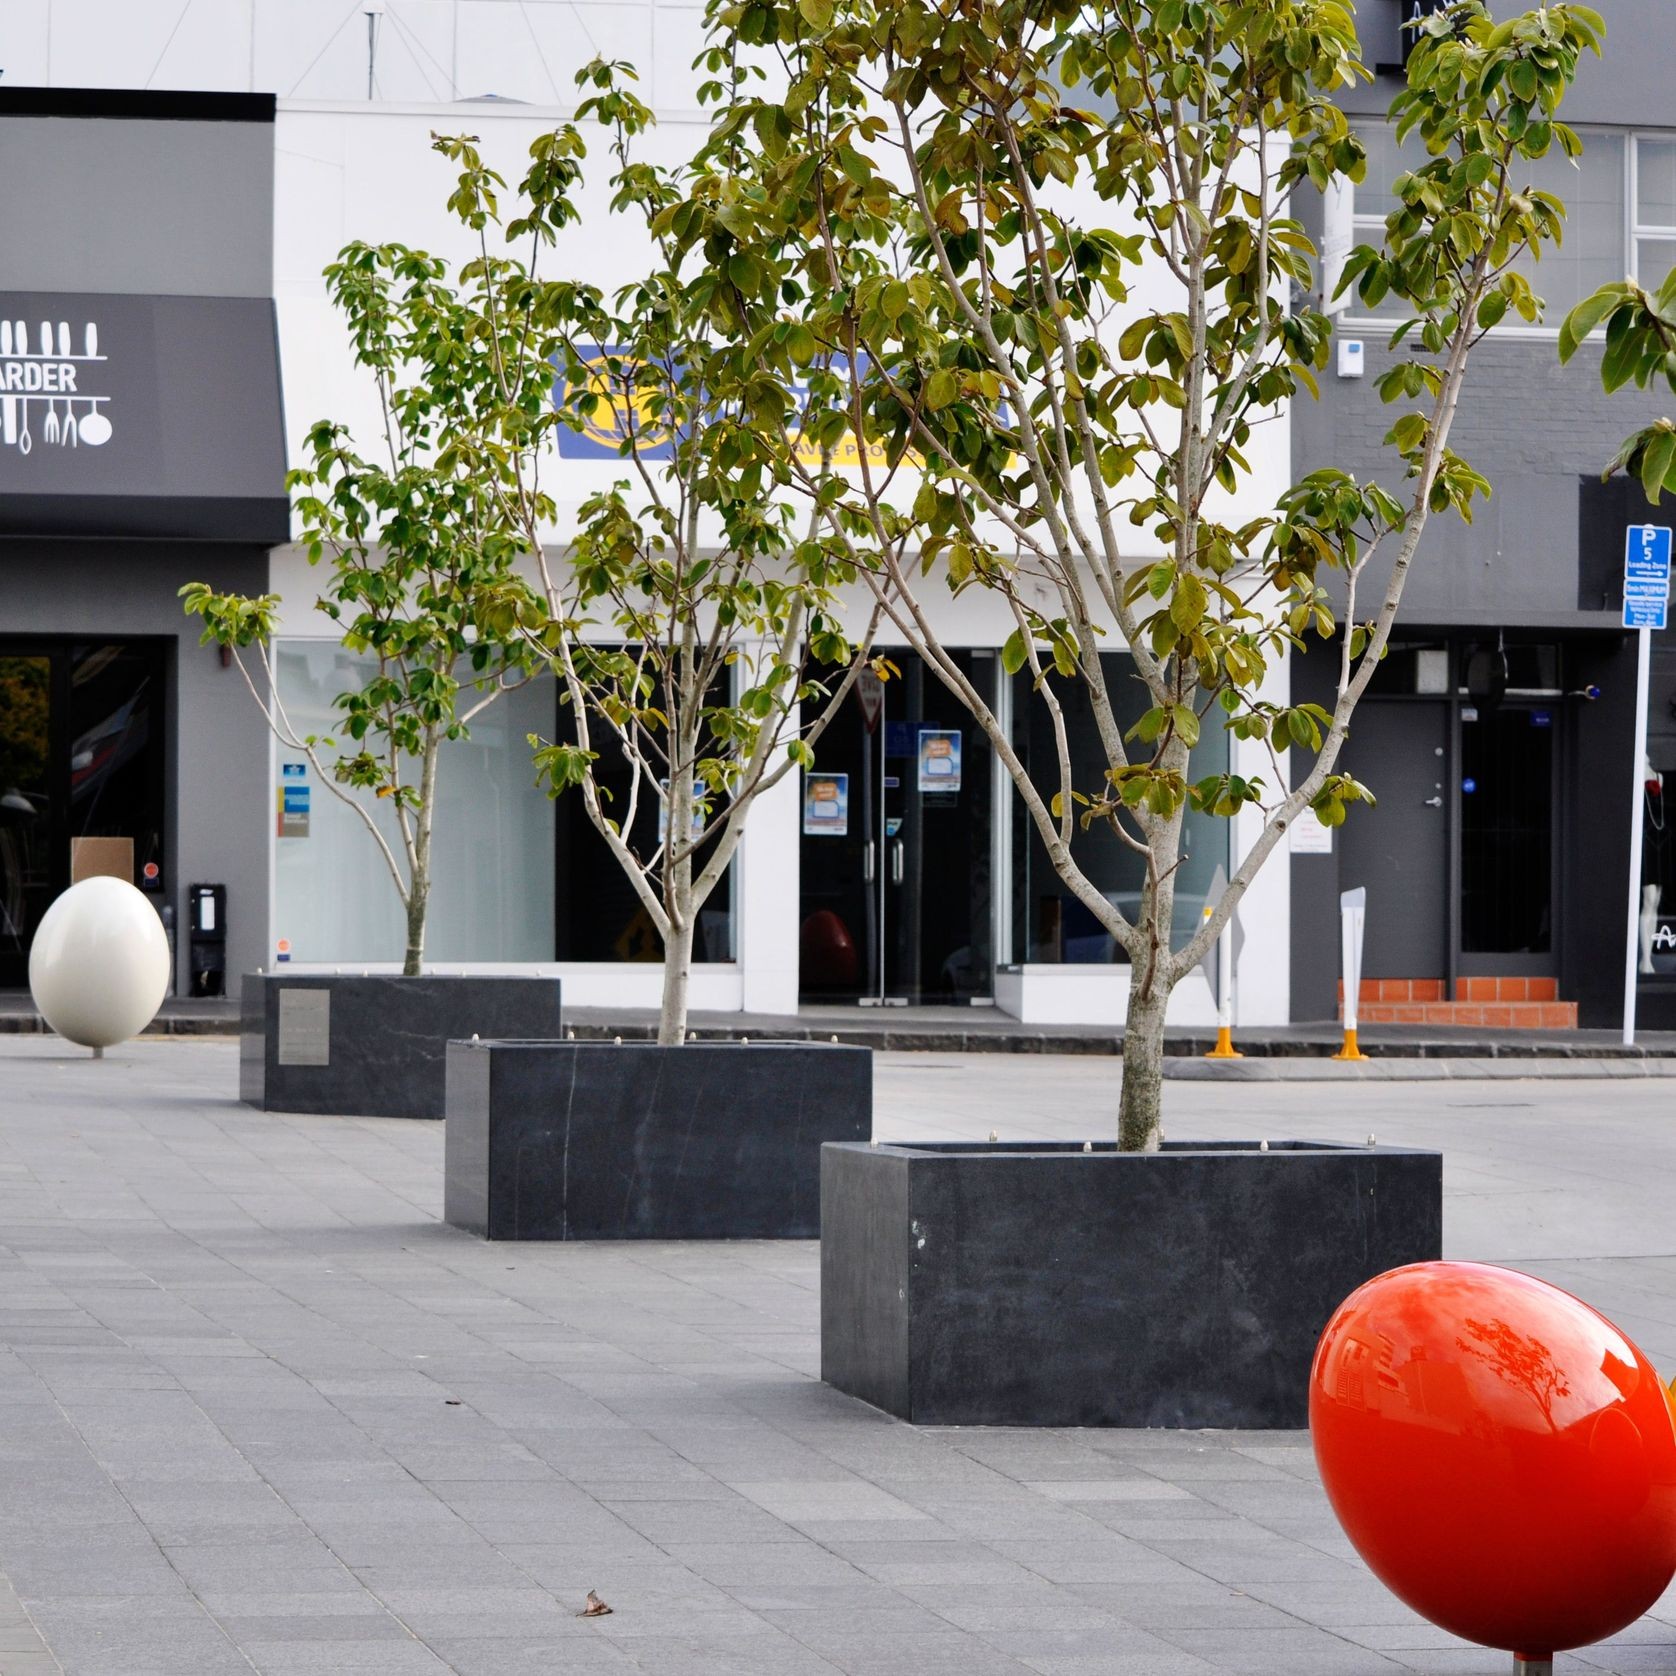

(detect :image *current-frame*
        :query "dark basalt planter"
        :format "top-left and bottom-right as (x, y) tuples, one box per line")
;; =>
(821, 1139), (1442, 1428)
(445, 1039), (871, 1240)
(240, 973), (563, 1120)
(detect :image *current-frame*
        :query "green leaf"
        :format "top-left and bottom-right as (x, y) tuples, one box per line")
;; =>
(1559, 286), (1625, 361)
(727, 251), (761, 293)
(1642, 431), (1676, 504)
(924, 368), (958, 411)
(1170, 574), (1207, 634)
(1124, 706), (1166, 745)
(1001, 629), (1028, 676)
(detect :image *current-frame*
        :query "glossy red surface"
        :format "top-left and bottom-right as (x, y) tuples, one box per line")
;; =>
(1311, 1262), (1676, 1655)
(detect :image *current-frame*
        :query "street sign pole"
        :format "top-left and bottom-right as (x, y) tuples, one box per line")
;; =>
(1619, 523), (1672, 1046)
(1624, 626), (1652, 1046)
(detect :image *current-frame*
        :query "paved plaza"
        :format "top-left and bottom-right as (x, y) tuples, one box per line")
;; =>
(1, 1040), (1676, 1675)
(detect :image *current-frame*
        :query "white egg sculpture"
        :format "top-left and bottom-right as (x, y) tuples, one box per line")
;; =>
(29, 877), (171, 1052)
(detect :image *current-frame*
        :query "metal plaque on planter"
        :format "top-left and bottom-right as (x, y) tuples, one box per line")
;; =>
(277, 988), (330, 1066)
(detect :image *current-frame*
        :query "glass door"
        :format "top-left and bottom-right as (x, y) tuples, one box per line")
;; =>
(0, 640), (168, 987)
(1457, 701), (1557, 977)
(0, 653), (56, 986)
(798, 651), (994, 1003)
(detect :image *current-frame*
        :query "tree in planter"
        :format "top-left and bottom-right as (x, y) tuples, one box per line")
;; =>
(433, 66), (877, 1044)
(182, 245), (540, 975)
(672, 0), (1602, 1146)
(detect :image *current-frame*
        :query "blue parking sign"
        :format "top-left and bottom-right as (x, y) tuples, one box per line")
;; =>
(1623, 524), (1672, 631)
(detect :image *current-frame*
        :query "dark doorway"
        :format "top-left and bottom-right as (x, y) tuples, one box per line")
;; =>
(1336, 699), (1450, 981)
(799, 651), (994, 1002)
(0, 640), (169, 985)
(1460, 704), (1555, 964)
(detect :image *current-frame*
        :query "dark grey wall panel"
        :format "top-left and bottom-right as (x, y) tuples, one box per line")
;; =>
(1561, 633), (1640, 1028)
(0, 117), (274, 298)
(1293, 335), (1672, 628)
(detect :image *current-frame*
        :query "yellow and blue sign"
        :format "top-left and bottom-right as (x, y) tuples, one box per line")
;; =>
(553, 345), (917, 468)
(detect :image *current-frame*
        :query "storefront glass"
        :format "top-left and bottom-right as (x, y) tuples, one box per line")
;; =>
(798, 651), (994, 1000)
(1010, 653), (1230, 963)
(0, 640), (167, 986)
(547, 660), (738, 965)
(271, 642), (554, 965)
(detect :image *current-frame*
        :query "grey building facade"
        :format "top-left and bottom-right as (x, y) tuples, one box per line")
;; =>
(1290, 0), (1676, 1028)
(0, 89), (287, 997)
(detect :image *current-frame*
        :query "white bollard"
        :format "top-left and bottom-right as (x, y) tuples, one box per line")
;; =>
(1333, 886), (1369, 1061)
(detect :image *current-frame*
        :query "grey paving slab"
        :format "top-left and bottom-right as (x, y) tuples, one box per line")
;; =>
(6, 1039), (1676, 1675)
(0, 1571), (59, 1674)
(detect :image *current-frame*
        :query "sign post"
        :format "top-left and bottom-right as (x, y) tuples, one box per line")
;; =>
(1621, 524), (1672, 1046)
(1333, 886), (1369, 1061)
(1197, 865), (1244, 1059)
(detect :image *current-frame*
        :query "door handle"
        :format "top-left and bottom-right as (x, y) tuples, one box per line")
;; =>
(890, 840), (904, 884)
(1423, 796), (1443, 808)
(863, 840), (875, 882)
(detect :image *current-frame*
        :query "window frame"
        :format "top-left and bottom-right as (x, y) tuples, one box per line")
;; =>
(1630, 134), (1676, 290)
(1335, 122), (1662, 340)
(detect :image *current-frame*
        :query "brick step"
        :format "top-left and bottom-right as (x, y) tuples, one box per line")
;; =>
(1346, 1000), (1578, 1029)
(1337, 977), (1559, 1004)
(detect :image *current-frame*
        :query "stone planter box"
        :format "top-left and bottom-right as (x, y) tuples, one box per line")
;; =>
(821, 1139), (1442, 1428)
(240, 974), (563, 1120)
(445, 1039), (871, 1239)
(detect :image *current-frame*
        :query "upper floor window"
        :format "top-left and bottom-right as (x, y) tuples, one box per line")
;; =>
(1343, 123), (1649, 328)
(1633, 139), (1676, 294)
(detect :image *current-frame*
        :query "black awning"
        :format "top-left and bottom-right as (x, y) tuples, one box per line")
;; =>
(0, 291), (289, 544)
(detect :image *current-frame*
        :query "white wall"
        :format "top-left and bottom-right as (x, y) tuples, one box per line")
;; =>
(261, 93), (1297, 1022)
(3, 2), (713, 113)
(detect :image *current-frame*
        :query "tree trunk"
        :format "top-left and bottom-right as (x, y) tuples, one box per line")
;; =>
(1118, 978), (1168, 1152)
(402, 734), (440, 978)
(658, 915), (693, 1046)
(402, 884), (428, 979)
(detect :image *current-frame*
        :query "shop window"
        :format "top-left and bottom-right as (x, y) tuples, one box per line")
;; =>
(1640, 645), (1676, 974)
(549, 656), (737, 965)
(1010, 653), (1230, 964)
(271, 642), (555, 965)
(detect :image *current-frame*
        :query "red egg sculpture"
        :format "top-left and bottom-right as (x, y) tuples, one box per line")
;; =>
(1311, 1262), (1676, 1662)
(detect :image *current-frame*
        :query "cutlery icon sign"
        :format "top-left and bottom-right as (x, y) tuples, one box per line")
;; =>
(2, 318), (108, 452)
